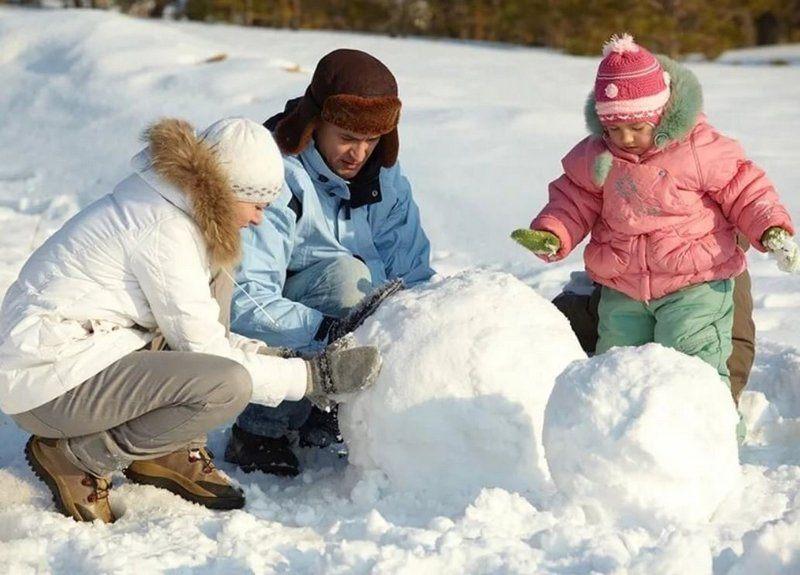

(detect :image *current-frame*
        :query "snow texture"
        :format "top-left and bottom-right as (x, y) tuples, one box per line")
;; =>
(340, 270), (585, 498)
(544, 344), (741, 529)
(0, 6), (799, 574)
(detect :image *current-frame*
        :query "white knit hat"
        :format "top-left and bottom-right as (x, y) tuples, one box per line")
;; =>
(198, 117), (285, 204)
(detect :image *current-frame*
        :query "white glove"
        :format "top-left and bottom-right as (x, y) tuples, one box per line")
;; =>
(762, 227), (800, 274)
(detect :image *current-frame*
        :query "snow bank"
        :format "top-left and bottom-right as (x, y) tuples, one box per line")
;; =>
(738, 343), (800, 448)
(339, 269), (586, 497)
(727, 511), (800, 575)
(543, 344), (741, 529)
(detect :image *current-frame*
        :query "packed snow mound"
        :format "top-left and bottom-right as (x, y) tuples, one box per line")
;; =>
(339, 269), (586, 497)
(727, 510), (800, 575)
(738, 343), (800, 447)
(543, 344), (741, 529)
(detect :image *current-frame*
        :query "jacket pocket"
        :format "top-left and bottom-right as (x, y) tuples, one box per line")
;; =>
(584, 236), (634, 280)
(649, 228), (738, 275)
(38, 317), (92, 348)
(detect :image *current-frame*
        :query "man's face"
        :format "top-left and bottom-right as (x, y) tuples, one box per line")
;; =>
(314, 120), (382, 179)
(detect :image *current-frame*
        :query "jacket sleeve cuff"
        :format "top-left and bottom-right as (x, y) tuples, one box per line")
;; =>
(749, 218), (795, 252)
(249, 357), (309, 406)
(282, 358), (309, 402)
(530, 216), (574, 260)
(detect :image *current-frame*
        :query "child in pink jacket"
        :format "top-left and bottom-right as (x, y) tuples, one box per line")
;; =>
(513, 34), (797, 389)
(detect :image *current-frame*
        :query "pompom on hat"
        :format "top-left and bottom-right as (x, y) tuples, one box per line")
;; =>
(198, 117), (284, 204)
(594, 33), (671, 126)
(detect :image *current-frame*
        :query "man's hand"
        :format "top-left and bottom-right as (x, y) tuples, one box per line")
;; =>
(305, 335), (383, 411)
(319, 278), (405, 343)
(511, 229), (561, 257)
(762, 226), (800, 274)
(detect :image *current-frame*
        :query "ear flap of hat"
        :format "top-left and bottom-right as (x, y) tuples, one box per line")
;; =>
(379, 127), (399, 168)
(273, 97), (320, 156)
(275, 93), (401, 166)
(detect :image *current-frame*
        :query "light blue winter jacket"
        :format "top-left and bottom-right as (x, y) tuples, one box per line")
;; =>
(230, 142), (434, 350)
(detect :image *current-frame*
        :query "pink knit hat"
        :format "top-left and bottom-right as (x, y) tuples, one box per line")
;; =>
(594, 34), (671, 126)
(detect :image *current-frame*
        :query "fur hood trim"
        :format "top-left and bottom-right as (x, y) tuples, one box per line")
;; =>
(585, 55), (703, 148)
(143, 118), (240, 267)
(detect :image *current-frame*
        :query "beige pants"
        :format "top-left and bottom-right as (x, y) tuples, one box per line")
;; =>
(12, 268), (252, 476)
(13, 351), (252, 476)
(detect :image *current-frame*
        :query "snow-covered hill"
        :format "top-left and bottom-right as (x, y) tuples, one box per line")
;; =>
(1, 7), (799, 574)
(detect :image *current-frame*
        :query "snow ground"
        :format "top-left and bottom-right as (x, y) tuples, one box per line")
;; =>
(0, 7), (799, 574)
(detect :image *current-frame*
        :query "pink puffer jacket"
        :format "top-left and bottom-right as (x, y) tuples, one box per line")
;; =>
(531, 57), (794, 302)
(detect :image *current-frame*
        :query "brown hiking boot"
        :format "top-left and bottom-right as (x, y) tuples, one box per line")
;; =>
(25, 436), (115, 523)
(124, 447), (244, 510)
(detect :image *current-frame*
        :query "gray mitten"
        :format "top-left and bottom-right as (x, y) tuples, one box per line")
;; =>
(305, 335), (382, 411)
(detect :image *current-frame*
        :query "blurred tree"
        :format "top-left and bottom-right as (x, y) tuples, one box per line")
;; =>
(32, 0), (800, 58)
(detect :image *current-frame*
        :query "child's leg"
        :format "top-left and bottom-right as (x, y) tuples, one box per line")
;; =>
(552, 287), (602, 354)
(729, 270), (755, 404)
(651, 280), (735, 384)
(596, 287), (656, 354)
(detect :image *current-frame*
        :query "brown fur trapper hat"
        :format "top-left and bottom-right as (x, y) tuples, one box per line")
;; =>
(274, 49), (402, 167)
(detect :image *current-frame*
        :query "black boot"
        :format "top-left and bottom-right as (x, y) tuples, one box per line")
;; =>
(224, 424), (299, 477)
(298, 405), (344, 449)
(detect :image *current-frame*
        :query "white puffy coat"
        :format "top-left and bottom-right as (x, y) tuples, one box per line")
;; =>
(0, 119), (306, 414)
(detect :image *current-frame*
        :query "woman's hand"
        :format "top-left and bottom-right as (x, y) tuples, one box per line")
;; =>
(304, 335), (382, 411)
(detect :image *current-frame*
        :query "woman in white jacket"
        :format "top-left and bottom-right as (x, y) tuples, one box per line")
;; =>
(0, 117), (381, 523)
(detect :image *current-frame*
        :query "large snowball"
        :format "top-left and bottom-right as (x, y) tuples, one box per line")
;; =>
(339, 270), (586, 497)
(543, 344), (741, 528)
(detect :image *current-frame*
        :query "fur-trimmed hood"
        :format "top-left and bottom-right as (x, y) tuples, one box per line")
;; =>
(584, 55), (703, 149)
(139, 118), (240, 267)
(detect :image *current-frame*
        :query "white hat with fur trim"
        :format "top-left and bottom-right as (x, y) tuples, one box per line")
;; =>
(198, 117), (284, 204)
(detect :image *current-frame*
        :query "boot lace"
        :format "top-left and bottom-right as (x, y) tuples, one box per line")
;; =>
(81, 474), (112, 504)
(189, 448), (216, 474)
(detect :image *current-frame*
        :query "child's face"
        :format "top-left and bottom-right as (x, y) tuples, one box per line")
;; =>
(605, 122), (655, 155)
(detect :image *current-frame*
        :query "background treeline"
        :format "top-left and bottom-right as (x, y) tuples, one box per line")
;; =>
(8, 0), (800, 58)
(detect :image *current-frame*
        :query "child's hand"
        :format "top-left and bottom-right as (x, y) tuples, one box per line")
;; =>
(761, 226), (800, 273)
(511, 229), (561, 257)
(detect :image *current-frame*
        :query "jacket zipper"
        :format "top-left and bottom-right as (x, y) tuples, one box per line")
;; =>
(639, 234), (651, 302)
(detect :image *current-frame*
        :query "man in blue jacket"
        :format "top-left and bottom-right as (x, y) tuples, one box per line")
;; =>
(225, 49), (434, 475)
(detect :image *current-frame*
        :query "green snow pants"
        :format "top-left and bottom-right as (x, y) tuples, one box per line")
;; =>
(596, 279), (735, 384)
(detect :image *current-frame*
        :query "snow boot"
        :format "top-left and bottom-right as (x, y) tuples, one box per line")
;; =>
(124, 447), (244, 510)
(25, 436), (115, 523)
(223, 423), (300, 477)
(298, 405), (343, 448)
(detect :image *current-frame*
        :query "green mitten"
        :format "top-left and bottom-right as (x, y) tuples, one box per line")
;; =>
(511, 229), (561, 257)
